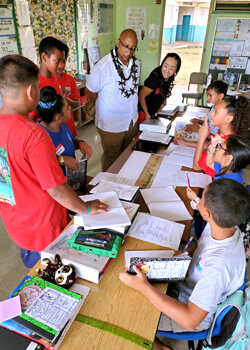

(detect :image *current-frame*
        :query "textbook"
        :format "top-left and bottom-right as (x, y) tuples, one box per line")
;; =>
(139, 130), (172, 146)
(74, 200), (140, 235)
(0, 326), (42, 350)
(139, 117), (171, 134)
(42, 224), (111, 283)
(128, 254), (191, 282)
(158, 104), (179, 117)
(2, 276), (88, 350)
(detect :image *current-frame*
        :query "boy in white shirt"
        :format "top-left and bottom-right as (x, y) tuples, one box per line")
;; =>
(119, 178), (249, 350)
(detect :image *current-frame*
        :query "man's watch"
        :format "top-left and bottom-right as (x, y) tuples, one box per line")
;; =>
(58, 155), (65, 165)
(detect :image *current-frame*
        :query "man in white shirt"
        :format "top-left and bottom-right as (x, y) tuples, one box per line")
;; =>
(86, 29), (140, 171)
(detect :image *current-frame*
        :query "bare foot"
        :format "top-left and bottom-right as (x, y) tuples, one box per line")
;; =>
(154, 337), (173, 350)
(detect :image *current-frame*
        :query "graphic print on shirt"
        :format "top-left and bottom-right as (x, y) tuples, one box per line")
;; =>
(0, 147), (15, 206)
(196, 254), (204, 271)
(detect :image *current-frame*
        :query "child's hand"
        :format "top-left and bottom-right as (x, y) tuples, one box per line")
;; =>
(79, 141), (93, 160)
(119, 266), (149, 292)
(173, 136), (188, 146)
(186, 186), (197, 201)
(190, 118), (203, 125)
(63, 156), (80, 171)
(198, 115), (210, 140)
(185, 123), (200, 132)
(87, 199), (109, 215)
(211, 134), (223, 149)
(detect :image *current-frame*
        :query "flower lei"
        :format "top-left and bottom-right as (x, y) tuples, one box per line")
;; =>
(110, 48), (138, 98)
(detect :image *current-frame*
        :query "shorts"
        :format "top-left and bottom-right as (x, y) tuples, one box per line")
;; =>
(20, 248), (41, 268)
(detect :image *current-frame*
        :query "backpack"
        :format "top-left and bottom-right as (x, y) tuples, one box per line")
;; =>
(202, 281), (250, 350)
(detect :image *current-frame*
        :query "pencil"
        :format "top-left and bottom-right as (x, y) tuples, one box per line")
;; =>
(176, 126), (186, 138)
(186, 172), (191, 187)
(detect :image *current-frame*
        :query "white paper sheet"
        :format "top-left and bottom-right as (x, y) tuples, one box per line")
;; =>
(173, 146), (196, 157)
(151, 159), (181, 188)
(148, 201), (192, 222)
(18, 26), (35, 48)
(119, 151), (151, 183)
(79, 192), (131, 229)
(140, 186), (181, 203)
(125, 250), (174, 267)
(167, 153), (193, 168)
(176, 171), (212, 188)
(127, 213), (185, 250)
(89, 172), (135, 186)
(90, 180), (139, 201)
(158, 143), (177, 156)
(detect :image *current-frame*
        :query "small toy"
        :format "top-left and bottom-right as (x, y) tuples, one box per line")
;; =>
(36, 254), (77, 289)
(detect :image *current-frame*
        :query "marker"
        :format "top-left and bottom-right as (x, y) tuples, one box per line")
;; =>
(186, 172), (191, 187)
(183, 236), (194, 252)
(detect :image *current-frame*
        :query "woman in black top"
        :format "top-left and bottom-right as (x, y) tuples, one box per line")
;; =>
(138, 53), (181, 121)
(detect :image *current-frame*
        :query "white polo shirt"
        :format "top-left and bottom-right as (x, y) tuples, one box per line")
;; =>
(86, 50), (140, 132)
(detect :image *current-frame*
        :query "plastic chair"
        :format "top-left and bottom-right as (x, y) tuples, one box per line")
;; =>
(157, 271), (247, 350)
(182, 72), (208, 106)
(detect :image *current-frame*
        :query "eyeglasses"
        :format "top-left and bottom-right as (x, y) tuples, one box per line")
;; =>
(215, 143), (229, 153)
(119, 39), (137, 53)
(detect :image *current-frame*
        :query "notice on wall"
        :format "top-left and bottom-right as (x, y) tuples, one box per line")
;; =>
(99, 2), (113, 33)
(0, 36), (18, 56)
(126, 7), (146, 41)
(228, 56), (248, 69)
(0, 18), (15, 36)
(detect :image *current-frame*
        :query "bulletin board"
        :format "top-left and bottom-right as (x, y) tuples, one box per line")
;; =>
(0, 1), (20, 58)
(209, 18), (250, 83)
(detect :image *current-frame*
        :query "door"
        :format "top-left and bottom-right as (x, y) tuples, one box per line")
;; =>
(182, 15), (190, 41)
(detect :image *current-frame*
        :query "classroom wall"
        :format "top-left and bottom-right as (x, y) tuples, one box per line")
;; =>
(115, 0), (165, 84)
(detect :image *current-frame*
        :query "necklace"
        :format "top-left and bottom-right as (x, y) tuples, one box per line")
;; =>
(110, 48), (138, 98)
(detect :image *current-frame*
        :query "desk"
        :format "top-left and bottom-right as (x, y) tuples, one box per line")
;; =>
(28, 132), (196, 350)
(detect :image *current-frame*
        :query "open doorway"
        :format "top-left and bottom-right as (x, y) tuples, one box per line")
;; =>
(161, 0), (210, 105)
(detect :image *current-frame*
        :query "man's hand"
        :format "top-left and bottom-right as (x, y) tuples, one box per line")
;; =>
(119, 266), (149, 292)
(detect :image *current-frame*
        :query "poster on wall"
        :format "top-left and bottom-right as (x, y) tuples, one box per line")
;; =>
(126, 7), (146, 41)
(0, 36), (18, 56)
(98, 2), (113, 34)
(78, 0), (94, 24)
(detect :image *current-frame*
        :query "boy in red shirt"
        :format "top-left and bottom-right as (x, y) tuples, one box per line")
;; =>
(29, 36), (78, 136)
(0, 55), (107, 268)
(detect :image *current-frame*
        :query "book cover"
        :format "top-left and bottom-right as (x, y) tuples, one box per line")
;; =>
(2, 276), (87, 350)
(128, 256), (191, 282)
(65, 156), (87, 191)
(139, 118), (171, 134)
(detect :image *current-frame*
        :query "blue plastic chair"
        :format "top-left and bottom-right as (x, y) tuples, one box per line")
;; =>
(157, 271), (246, 350)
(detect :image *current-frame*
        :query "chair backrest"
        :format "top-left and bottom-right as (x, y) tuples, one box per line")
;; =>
(188, 72), (207, 89)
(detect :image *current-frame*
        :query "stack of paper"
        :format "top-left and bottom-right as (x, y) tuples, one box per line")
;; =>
(74, 200), (140, 234)
(140, 186), (192, 222)
(127, 212), (185, 250)
(158, 104), (179, 117)
(176, 171), (212, 188)
(90, 180), (140, 202)
(139, 117), (171, 133)
(76, 192), (131, 230)
(89, 172), (135, 186)
(139, 130), (172, 145)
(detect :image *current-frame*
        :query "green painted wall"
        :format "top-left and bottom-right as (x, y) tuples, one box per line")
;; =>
(201, 11), (250, 75)
(115, 0), (165, 83)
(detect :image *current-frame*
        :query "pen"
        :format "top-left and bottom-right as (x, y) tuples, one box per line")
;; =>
(186, 172), (191, 187)
(183, 236), (194, 252)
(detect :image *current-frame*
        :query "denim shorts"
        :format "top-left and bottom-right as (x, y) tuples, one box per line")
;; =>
(20, 248), (41, 268)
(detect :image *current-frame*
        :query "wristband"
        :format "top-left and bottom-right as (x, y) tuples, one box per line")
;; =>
(190, 197), (201, 210)
(58, 155), (65, 165)
(84, 203), (90, 215)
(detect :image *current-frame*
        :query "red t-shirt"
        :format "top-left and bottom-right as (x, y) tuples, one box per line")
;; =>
(31, 74), (77, 136)
(58, 73), (79, 136)
(198, 132), (229, 178)
(0, 113), (70, 252)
